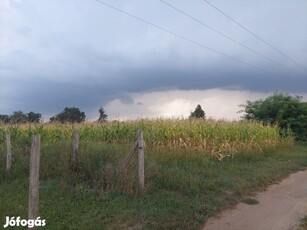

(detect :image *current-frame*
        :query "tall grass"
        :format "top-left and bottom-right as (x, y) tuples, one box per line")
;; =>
(0, 119), (293, 158)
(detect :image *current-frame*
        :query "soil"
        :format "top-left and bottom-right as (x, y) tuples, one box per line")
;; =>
(203, 170), (307, 230)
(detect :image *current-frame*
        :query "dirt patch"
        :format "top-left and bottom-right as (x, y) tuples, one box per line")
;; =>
(203, 170), (307, 230)
(241, 198), (259, 205)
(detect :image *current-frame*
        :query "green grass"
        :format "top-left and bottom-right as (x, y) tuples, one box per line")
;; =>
(240, 198), (259, 205)
(0, 142), (306, 229)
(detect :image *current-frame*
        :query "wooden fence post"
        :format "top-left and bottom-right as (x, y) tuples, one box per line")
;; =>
(137, 129), (144, 189)
(5, 134), (12, 174)
(71, 131), (79, 169)
(28, 135), (41, 221)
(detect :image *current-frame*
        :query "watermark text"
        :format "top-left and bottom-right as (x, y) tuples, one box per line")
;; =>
(3, 216), (46, 228)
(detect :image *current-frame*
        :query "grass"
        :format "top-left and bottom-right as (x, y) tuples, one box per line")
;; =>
(298, 216), (307, 230)
(0, 139), (306, 229)
(240, 198), (259, 205)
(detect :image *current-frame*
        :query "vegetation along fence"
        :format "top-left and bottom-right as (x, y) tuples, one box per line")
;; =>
(3, 129), (145, 221)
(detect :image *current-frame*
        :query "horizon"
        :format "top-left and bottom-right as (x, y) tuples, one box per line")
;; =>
(2, 90), (307, 123)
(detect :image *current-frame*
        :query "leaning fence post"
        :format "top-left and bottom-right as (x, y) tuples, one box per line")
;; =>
(28, 135), (41, 221)
(137, 129), (144, 189)
(71, 131), (79, 169)
(6, 134), (12, 174)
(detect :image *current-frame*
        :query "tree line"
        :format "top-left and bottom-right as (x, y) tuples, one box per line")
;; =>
(0, 93), (306, 140)
(0, 107), (108, 124)
(0, 111), (42, 124)
(0, 105), (203, 123)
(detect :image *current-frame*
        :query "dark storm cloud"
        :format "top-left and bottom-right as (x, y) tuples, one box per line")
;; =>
(106, 62), (307, 94)
(5, 61), (305, 119)
(1, 0), (307, 119)
(1, 33), (306, 118)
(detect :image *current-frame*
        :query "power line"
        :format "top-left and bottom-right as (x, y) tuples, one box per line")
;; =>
(202, 0), (307, 72)
(160, 0), (300, 76)
(93, 0), (274, 75)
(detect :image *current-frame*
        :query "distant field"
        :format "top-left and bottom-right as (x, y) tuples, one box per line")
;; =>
(1, 119), (304, 229)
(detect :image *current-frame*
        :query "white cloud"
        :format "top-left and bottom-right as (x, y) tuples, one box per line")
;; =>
(105, 89), (277, 120)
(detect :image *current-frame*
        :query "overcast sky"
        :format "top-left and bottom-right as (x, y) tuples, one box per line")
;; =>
(1, 0), (307, 121)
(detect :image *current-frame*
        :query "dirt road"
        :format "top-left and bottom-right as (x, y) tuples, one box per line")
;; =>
(203, 170), (307, 230)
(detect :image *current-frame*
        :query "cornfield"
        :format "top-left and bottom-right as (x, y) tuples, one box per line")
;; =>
(0, 119), (293, 158)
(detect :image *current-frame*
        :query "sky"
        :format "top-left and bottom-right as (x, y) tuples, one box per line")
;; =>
(1, 0), (307, 121)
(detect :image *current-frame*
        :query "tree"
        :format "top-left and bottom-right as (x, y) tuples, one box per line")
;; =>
(98, 107), (108, 122)
(240, 92), (307, 140)
(27, 112), (42, 123)
(190, 104), (206, 119)
(10, 111), (27, 123)
(0, 111), (41, 123)
(50, 107), (86, 123)
(0, 114), (10, 123)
